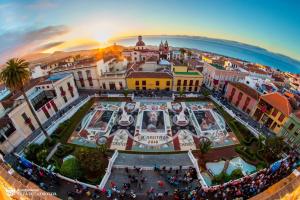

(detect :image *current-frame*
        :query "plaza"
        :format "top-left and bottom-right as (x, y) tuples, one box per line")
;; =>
(68, 100), (239, 152)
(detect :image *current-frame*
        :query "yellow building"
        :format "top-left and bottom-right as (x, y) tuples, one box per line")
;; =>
(126, 71), (173, 91)
(252, 92), (292, 134)
(172, 66), (203, 92)
(201, 55), (213, 64)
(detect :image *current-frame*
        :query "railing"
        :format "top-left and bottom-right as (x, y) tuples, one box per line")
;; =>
(210, 95), (260, 138)
(32, 96), (91, 144)
(98, 150), (119, 189)
(188, 150), (208, 187)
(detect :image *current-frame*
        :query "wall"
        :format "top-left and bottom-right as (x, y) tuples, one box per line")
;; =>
(225, 84), (258, 114)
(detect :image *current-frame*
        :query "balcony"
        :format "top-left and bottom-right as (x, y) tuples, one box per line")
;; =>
(31, 90), (56, 111)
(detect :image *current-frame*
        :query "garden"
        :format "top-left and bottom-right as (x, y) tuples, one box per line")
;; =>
(24, 98), (110, 184)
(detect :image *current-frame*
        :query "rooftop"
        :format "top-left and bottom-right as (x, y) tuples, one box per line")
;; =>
(229, 82), (260, 100)
(127, 71), (173, 79)
(261, 92), (292, 116)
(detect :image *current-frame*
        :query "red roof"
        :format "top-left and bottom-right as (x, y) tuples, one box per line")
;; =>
(260, 92), (292, 116)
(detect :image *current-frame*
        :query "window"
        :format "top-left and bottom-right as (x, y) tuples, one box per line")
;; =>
(166, 81), (170, 86)
(272, 109), (278, 117)
(177, 80), (181, 86)
(183, 80), (187, 86)
(195, 80), (199, 86)
(142, 87), (146, 90)
(189, 87), (192, 91)
(177, 87), (180, 91)
(119, 82), (123, 89)
(288, 123), (295, 131)
(142, 81), (146, 85)
(194, 87), (198, 92)
(278, 114), (285, 122)
(102, 83), (106, 90)
(136, 87), (140, 90)
(189, 80), (193, 86)
(135, 81), (139, 85)
(156, 81), (159, 86)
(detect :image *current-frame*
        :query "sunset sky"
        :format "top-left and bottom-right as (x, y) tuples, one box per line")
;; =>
(1, 0), (300, 63)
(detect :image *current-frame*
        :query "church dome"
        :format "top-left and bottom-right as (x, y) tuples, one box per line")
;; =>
(136, 35), (145, 46)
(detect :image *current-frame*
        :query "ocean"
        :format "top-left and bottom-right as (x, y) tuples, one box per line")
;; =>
(112, 36), (300, 73)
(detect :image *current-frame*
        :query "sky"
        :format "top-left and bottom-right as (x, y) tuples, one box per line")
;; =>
(1, 0), (300, 63)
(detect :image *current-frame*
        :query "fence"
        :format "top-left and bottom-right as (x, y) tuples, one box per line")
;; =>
(13, 153), (99, 189)
(98, 150), (119, 189)
(210, 95), (260, 138)
(188, 150), (208, 187)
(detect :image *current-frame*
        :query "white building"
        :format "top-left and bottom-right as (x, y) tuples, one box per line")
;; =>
(0, 73), (79, 154)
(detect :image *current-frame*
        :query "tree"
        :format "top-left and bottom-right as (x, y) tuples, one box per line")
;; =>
(75, 147), (108, 178)
(0, 58), (51, 140)
(60, 157), (82, 179)
(264, 136), (286, 161)
(123, 89), (129, 97)
(198, 137), (212, 156)
(179, 88), (184, 97)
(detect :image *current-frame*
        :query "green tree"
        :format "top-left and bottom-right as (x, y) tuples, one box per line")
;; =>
(199, 137), (212, 156)
(24, 143), (42, 163)
(0, 58), (51, 140)
(179, 88), (184, 97)
(123, 89), (129, 97)
(60, 157), (82, 179)
(97, 143), (108, 155)
(75, 147), (108, 177)
(264, 136), (286, 160)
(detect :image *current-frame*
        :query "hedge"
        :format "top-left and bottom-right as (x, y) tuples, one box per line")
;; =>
(57, 99), (94, 143)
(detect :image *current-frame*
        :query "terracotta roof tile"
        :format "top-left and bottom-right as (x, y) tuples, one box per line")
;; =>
(261, 92), (292, 116)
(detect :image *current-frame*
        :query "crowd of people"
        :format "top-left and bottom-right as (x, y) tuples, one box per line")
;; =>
(172, 151), (299, 200)
(11, 150), (300, 200)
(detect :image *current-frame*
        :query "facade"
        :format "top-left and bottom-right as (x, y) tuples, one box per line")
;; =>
(126, 71), (173, 91)
(202, 63), (248, 91)
(225, 82), (260, 114)
(0, 73), (79, 154)
(122, 36), (160, 63)
(172, 66), (203, 92)
(252, 92), (292, 134)
(280, 111), (300, 153)
(52, 57), (128, 91)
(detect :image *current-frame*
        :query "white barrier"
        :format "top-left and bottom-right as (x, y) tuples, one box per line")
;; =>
(14, 153), (99, 189)
(98, 150), (119, 189)
(188, 150), (208, 187)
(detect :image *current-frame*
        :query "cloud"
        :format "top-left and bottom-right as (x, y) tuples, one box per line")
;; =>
(26, 0), (57, 9)
(0, 25), (69, 63)
(34, 41), (65, 51)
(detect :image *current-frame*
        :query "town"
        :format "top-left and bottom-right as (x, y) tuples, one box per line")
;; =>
(0, 35), (300, 200)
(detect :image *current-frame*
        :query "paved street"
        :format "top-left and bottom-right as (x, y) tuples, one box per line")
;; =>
(211, 91), (275, 138)
(114, 152), (193, 167)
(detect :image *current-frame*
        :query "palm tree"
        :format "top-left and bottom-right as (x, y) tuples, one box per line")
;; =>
(0, 58), (51, 140)
(198, 137), (212, 157)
